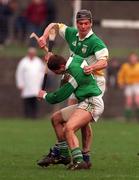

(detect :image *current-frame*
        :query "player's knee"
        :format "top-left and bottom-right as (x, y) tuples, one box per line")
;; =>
(51, 111), (62, 127)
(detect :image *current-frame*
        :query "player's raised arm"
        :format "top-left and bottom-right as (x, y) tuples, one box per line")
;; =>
(38, 23), (58, 48)
(38, 23), (67, 49)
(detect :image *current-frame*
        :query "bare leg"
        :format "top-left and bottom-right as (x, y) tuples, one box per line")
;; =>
(81, 123), (92, 153)
(51, 110), (65, 141)
(64, 108), (92, 165)
(65, 109), (92, 149)
(68, 98), (93, 152)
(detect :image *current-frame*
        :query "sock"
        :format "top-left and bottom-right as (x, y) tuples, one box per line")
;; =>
(71, 147), (83, 163)
(51, 144), (60, 157)
(82, 151), (90, 163)
(58, 141), (70, 158)
(124, 108), (133, 120)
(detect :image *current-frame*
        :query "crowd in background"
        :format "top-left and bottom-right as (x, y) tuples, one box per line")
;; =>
(0, 0), (56, 48)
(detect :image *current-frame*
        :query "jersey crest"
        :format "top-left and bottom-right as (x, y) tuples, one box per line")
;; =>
(82, 44), (88, 54)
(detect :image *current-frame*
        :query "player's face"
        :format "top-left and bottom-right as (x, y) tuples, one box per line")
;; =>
(77, 19), (92, 37)
(129, 54), (138, 65)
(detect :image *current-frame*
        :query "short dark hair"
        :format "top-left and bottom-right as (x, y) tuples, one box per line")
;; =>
(76, 9), (92, 22)
(48, 55), (66, 71)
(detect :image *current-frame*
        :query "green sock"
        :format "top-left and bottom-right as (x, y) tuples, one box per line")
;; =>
(58, 141), (70, 158)
(124, 108), (133, 120)
(71, 147), (83, 163)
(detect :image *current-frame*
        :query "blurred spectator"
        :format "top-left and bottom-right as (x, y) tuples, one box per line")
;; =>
(8, 0), (28, 43)
(117, 52), (139, 121)
(15, 47), (45, 119)
(13, 7), (28, 43)
(46, 0), (56, 25)
(24, 0), (55, 46)
(24, 0), (47, 46)
(107, 58), (120, 88)
(0, 0), (12, 48)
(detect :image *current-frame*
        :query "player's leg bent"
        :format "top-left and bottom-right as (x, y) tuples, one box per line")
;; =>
(68, 95), (93, 167)
(37, 105), (79, 168)
(65, 95), (104, 170)
(37, 110), (71, 167)
(64, 108), (92, 170)
(72, 95), (104, 169)
(80, 75), (105, 167)
(51, 111), (71, 163)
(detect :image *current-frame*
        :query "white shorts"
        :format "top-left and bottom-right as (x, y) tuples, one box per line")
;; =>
(95, 76), (106, 96)
(69, 75), (106, 100)
(125, 84), (139, 96)
(61, 95), (104, 122)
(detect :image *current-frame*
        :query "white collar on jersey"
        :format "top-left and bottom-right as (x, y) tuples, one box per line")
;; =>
(76, 29), (93, 41)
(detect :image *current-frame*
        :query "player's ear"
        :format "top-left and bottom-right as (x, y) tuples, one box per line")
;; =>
(60, 64), (65, 70)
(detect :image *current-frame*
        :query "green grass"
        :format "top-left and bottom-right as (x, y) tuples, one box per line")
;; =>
(0, 118), (139, 180)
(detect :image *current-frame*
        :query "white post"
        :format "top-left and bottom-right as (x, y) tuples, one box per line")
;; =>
(72, 0), (82, 27)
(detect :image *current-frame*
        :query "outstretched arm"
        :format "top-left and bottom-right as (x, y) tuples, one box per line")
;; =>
(38, 23), (67, 49)
(38, 81), (75, 104)
(38, 23), (59, 48)
(38, 77), (78, 104)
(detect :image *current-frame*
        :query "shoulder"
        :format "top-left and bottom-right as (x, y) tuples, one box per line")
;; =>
(88, 33), (108, 57)
(58, 23), (67, 32)
(66, 26), (78, 35)
(91, 33), (106, 45)
(18, 57), (27, 66)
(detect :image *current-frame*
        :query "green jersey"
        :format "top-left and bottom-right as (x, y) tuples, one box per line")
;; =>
(59, 24), (109, 76)
(45, 55), (102, 104)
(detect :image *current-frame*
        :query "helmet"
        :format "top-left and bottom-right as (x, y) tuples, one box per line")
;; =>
(76, 9), (92, 22)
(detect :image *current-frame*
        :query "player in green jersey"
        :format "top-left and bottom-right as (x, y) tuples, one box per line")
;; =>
(38, 9), (109, 167)
(37, 54), (104, 170)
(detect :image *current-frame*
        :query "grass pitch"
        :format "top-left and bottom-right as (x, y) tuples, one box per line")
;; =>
(0, 118), (139, 180)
